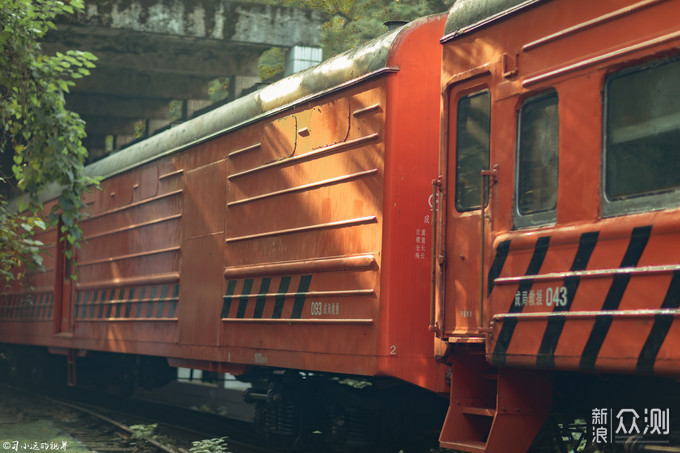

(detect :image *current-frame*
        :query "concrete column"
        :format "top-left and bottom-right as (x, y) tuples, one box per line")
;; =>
(285, 46), (323, 76)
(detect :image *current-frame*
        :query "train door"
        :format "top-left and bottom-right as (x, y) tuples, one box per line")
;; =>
(53, 219), (74, 334)
(436, 77), (492, 341)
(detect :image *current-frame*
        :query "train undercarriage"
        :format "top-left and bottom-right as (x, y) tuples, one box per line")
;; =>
(0, 344), (446, 452)
(2, 344), (680, 453)
(240, 368), (447, 452)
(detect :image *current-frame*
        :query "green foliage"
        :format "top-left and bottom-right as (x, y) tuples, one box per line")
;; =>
(283, 0), (455, 57)
(189, 437), (231, 453)
(258, 47), (286, 81)
(130, 423), (158, 439)
(168, 100), (184, 123)
(208, 77), (231, 102)
(0, 198), (45, 283)
(253, 0), (453, 79)
(133, 119), (147, 139)
(0, 0), (99, 280)
(129, 423), (158, 453)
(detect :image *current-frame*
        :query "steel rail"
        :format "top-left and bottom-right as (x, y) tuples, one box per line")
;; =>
(47, 397), (188, 453)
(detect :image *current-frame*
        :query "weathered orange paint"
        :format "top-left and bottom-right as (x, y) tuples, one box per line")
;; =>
(0, 14), (449, 397)
(438, 0), (680, 450)
(4, 1), (680, 449)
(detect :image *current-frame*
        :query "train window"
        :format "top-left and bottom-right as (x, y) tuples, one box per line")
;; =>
(456, 90), (490, 211)
(603, 58), (680, 216)
(514, 91), (558, 228)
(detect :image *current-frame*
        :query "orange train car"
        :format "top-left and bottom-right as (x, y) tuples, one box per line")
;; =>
(5, 0), (680, 451)
(1, 14), (448, 450)
(435, 0), (680, 451)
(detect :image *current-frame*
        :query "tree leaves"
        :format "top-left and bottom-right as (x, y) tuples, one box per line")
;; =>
(282, 0), (455, 57)
(254, 0), (454, 79)
(0, 200), (46, 283)
(258, 47), (286, 80)
(0, 0), (99, 282)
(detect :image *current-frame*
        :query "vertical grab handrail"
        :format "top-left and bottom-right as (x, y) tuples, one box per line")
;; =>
(430, 178), (441, 333)
(479, 167), (497, 330)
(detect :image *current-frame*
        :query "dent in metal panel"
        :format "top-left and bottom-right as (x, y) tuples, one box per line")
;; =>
(262, 115), (298, 164)
(132, 165), (159, 202)
(96, 173), (134, 214)
(308, 97), (351, 149)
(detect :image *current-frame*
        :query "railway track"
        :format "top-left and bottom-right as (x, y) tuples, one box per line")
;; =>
(0, 383), (275, 453)
(47, 398), (187, 453)
(51, 388), (271, 452)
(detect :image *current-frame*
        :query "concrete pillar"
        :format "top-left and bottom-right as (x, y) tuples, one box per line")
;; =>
(285, 46), (323, 76)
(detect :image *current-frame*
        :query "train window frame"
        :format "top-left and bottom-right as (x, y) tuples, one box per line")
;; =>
(514, 90), (559, 229)
(454, 89), (491, 212)
(602, 57), (680, 217)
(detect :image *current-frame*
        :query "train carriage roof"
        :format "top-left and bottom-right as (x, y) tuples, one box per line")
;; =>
(15, 14), (442, 208)
(442, 0), (546, 42)
(81, 18), (428, 185)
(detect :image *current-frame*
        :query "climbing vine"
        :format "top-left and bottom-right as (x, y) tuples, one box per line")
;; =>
(0, 0), (99, 281)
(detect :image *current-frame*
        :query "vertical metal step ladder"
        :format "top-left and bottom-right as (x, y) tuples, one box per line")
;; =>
(439, 351), (552, 453)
